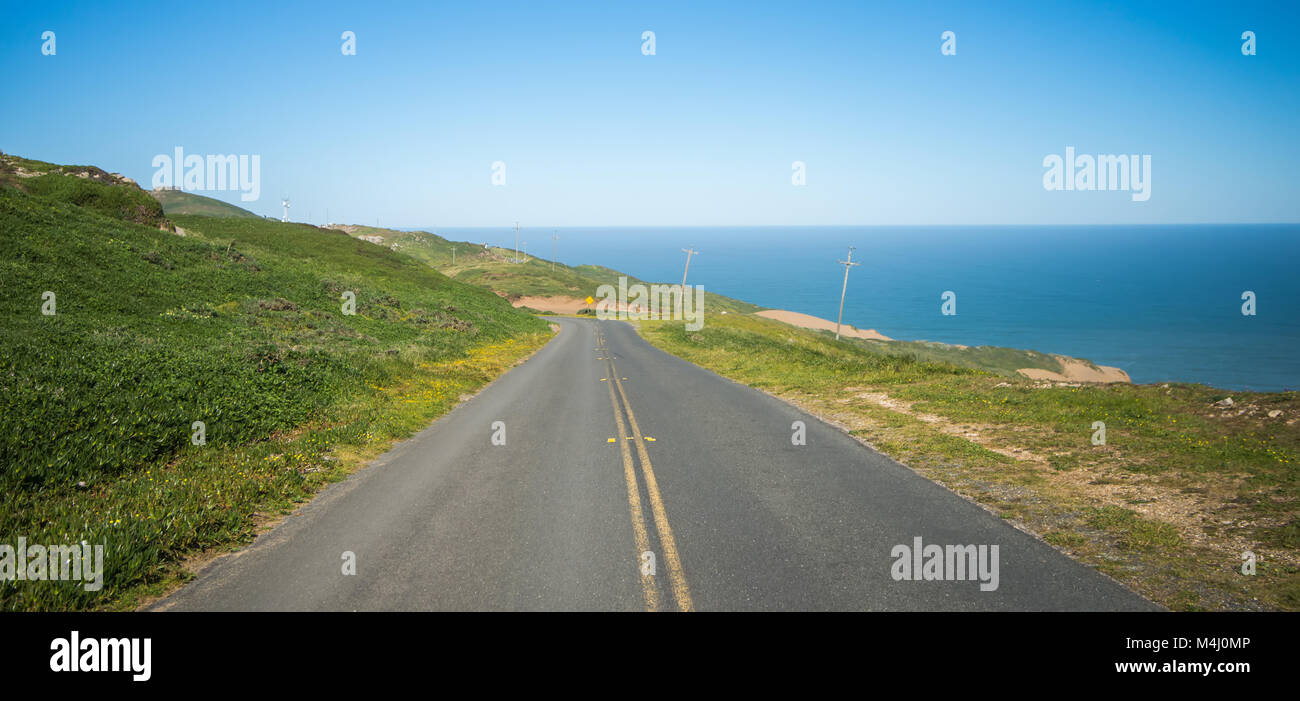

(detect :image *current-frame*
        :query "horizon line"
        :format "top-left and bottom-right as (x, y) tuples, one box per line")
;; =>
(373, 221), (1300, 230)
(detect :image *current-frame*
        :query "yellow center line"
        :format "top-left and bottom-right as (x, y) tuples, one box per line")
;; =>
(598, 327), (660, 612)
(607, 351), (695, 613)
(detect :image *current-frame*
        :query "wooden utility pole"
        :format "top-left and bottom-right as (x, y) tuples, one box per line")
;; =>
(676, 247), (699, 318)
(552, 230), (558, 272)
(835, 246), (861, 341)
(514, 221), (520, 263)
(680, 247), (698, 291)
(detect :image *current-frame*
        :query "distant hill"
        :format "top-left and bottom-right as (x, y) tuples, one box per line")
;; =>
(332, 224), (765, 315)
(150, 188), (261, 218)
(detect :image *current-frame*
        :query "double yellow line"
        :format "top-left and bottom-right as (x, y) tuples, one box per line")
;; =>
(596, 324), (694, 612)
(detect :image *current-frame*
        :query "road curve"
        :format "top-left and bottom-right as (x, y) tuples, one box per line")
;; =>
(154, 316), (1157, 611)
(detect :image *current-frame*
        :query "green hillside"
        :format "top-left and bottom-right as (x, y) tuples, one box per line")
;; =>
(334, 225), (764, 314)
(150, 188), (261, 218)
(1, 153), (167, 228)
(0, 156), (550, 611)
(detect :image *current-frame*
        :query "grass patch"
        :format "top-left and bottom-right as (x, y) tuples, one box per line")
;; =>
(1085, 506), (1184, 551)
(0, 161), (551, 610)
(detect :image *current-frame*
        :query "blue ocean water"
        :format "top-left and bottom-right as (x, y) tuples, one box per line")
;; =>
(425, 225), (1300, 392)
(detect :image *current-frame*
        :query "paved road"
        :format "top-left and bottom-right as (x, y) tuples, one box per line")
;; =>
(155, 317), (1157, 611)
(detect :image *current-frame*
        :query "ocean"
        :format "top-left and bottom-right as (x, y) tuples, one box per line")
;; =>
(423, 225), (1300, 392)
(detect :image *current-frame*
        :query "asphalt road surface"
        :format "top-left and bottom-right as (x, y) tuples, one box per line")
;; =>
(155, 317), (1157, 611)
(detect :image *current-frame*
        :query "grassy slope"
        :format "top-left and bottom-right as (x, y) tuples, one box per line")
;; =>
(0, 162), (550, 611)
(150, 189), (261, 218)
(861, 339), (1068, 375)
(782, 324), (1071, 377)
(1, 154), (167, 229)
(336, 225), (764, 314)
(637, 313), (1300, 611)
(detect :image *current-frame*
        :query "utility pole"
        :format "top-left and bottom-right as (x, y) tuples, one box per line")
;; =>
(451, 245), (456, 266)
(835, 246), (861, 341)
(677, 247), (699, 318)
(680, 247), (698, 291)
(552, 230), (558, 272)
(514, 221), (520, 263)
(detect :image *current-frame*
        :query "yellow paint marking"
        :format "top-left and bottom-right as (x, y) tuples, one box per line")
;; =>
(610, 364), (695, 612)
(644, 436), (656, 442)
(605, 367), (660, 612)
(607, 438), (616, 443)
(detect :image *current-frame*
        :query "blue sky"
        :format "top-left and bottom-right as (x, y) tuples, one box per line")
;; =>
(3, 0), (1297, 226)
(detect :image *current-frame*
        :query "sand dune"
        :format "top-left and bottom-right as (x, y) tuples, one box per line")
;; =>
(1018, 357), (1131, 384)
(755, 309), (892, 341)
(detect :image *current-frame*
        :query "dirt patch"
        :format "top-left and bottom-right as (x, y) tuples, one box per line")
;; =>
(847, 390), (1050, 463)
(755, 309), (891, 341)
(511, 295), (591, 314)
(839, 387), (1295, 576)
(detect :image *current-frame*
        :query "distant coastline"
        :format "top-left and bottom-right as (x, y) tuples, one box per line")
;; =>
(754, 309), (1131, 384)
(505, 290), (1133, 384)
(413, 224), (1296, 392)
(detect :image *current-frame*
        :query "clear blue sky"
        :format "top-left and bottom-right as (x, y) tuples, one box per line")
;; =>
(3, 0), (1297, 226)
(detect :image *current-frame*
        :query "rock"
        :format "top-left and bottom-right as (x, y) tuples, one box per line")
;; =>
(1268, 410), (1283, 418)
(1214, 397), (1234, 408)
